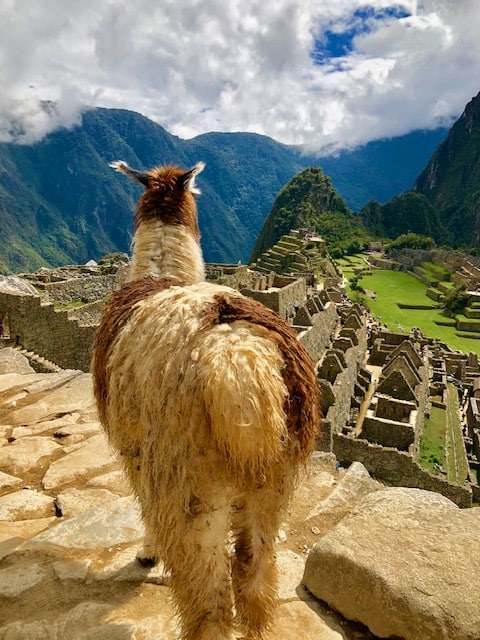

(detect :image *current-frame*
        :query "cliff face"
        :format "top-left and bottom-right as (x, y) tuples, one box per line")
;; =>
(413, 91), (480, 246)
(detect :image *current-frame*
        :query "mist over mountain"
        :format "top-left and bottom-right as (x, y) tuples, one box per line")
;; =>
(358, 91), (480, 251)
(0, 107), (447, 272)
(412, 92), (480, 248)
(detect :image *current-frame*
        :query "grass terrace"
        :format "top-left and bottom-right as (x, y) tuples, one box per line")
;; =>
(338, 257), (480, 356)
(419, 385), (469, 482)
(419, 405), (447, 474)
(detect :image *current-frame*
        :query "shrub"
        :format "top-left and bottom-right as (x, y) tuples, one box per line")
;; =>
(443, 285), (468, 316)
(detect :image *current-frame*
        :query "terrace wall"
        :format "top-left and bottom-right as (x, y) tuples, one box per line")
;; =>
(361, 416), (414, 450)
(0, 292), (95, 371)
(333, 433), (472, 507)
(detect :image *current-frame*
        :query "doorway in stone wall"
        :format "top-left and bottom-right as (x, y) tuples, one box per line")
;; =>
(0, 313), (10, 342)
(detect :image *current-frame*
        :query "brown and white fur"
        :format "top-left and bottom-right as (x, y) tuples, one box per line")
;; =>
(92, 160), (320, 640)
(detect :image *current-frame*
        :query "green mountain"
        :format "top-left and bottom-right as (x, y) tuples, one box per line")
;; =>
(412, 91), (480, 248)
(250, 167), (371, 261)
(0, 107), (447, 272)
(360, 192), (448, 244)
(360, 91), (480, 249)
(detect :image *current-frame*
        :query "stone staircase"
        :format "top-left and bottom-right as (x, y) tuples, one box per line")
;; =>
(13, 345), (63, 373)
(251, 234), (322, 275)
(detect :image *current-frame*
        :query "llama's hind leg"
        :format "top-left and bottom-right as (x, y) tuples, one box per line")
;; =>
(120, 458), (158, 566)
(136, 524), (157, 567)
(232, 470), (295, 639)
(165, 497), (239, 640)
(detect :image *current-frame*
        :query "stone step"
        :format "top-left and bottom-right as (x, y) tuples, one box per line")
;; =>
(14, 345), (63, 373)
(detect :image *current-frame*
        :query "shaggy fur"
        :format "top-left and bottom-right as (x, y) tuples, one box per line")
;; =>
(92, 160), (320, 640)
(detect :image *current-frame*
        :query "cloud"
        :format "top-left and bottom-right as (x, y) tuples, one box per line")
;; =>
(0, 0), (479, 151)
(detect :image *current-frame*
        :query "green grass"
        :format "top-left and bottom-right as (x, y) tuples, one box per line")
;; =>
(351, 269), (480, 356)
(415, 265), (440, 283)
(445, 384), (469, 484)
(53, 300), (85, 310)
(419, 405), (447, 474)
(418, 386), (468, 484)
(423, 261), (450, 277)
(455, 313), (480, 328)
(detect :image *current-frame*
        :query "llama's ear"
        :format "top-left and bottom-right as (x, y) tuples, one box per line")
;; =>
(109, 161), (150, 187)
(179, 162), (205, 194)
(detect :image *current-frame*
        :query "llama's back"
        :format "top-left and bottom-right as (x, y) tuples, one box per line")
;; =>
(93, 279), (319, 488)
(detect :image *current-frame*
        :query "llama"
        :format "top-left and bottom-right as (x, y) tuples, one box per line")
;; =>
(92, 160), (320, 640)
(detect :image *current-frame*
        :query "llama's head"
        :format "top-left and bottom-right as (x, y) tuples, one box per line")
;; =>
(110, 160), (205, 242)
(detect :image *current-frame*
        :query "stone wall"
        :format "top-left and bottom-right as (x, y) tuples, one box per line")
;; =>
(38, 272), (125, 305)
(333, 433), (472, 508)
(241, 276), (306, 321)
(385, 249), (435, 270)
(206, 265), (263, 290)
(361, 416), (414, 451)
(318, 306), (368, 438)
(0, 292), (95, 371)
(297, 301), (337, 362)
(66, 301), (106, 326)
(0, 267), (336, 372)
(368, 330), (410, 365)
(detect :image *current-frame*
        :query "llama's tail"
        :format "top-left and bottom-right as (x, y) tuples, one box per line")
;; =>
(197, 322), (289, 479)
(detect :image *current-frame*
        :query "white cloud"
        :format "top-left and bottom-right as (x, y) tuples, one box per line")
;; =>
(0, 0), (478, 151)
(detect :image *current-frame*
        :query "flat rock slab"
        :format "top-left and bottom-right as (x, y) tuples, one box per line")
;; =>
(42, 433), (117, 489)
(26, 496), (144, 551)
(0, 470), (22, 491)
(0, 516), (56, 543)
(55, 487), (119, 517)
(86, 469), (130, 494)
(0, 349), (34, 375)
(0, 372), (40, 393)
(303, 487), (480, 640)
(1, 371), (93, 425)
(0, 602), (139, 640)
(0, 561), (49, 598)
(0, 436), (61, 475)
(0, 488), (54, 521)
(307, 461), (382, 524)
(273, 601), (344, 640)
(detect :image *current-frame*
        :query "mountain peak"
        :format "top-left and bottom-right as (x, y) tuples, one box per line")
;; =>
(412, 90), (480, 247)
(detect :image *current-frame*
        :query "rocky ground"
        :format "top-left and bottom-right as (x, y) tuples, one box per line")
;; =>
(0, 346), (479, 640)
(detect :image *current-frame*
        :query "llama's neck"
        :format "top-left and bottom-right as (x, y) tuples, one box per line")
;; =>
(128, 219), (205, 284)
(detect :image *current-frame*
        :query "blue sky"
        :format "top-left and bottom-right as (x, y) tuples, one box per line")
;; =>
(0, 1), (479, 153)
(312, 6), (412, 62)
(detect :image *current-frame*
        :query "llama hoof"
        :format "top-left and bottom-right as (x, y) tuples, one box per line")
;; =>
(136, 554), (157, 567)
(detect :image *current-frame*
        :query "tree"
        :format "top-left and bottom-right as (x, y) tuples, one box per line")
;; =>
(443, 284), (468, 316)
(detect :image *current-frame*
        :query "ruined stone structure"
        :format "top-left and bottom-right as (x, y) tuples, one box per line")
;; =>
(0, 291), (97, 372)
(333, 434), (473, 507)
(364, 333), (430, 453)
(251, 230), (331, 279)
(316, 304), (370, 451)
(2, 239), (480, 506)
(0, 254), (130, 372)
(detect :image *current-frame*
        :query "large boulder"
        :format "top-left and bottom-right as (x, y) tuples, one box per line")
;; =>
(0, 274), (39, 296)
(0, 348), (34, 374)
(303, 487), (480, 640)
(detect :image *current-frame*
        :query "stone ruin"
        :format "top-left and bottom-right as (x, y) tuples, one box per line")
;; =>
(1, 243), (479, 506)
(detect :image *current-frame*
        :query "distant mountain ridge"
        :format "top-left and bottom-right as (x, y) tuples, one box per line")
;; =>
(0, 107), (447, 272)
(412, 91), (480, 248)
(359, 91), (480, 250)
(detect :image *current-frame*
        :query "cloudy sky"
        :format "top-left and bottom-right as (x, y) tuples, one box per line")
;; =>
(1, 0), (479, 152)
